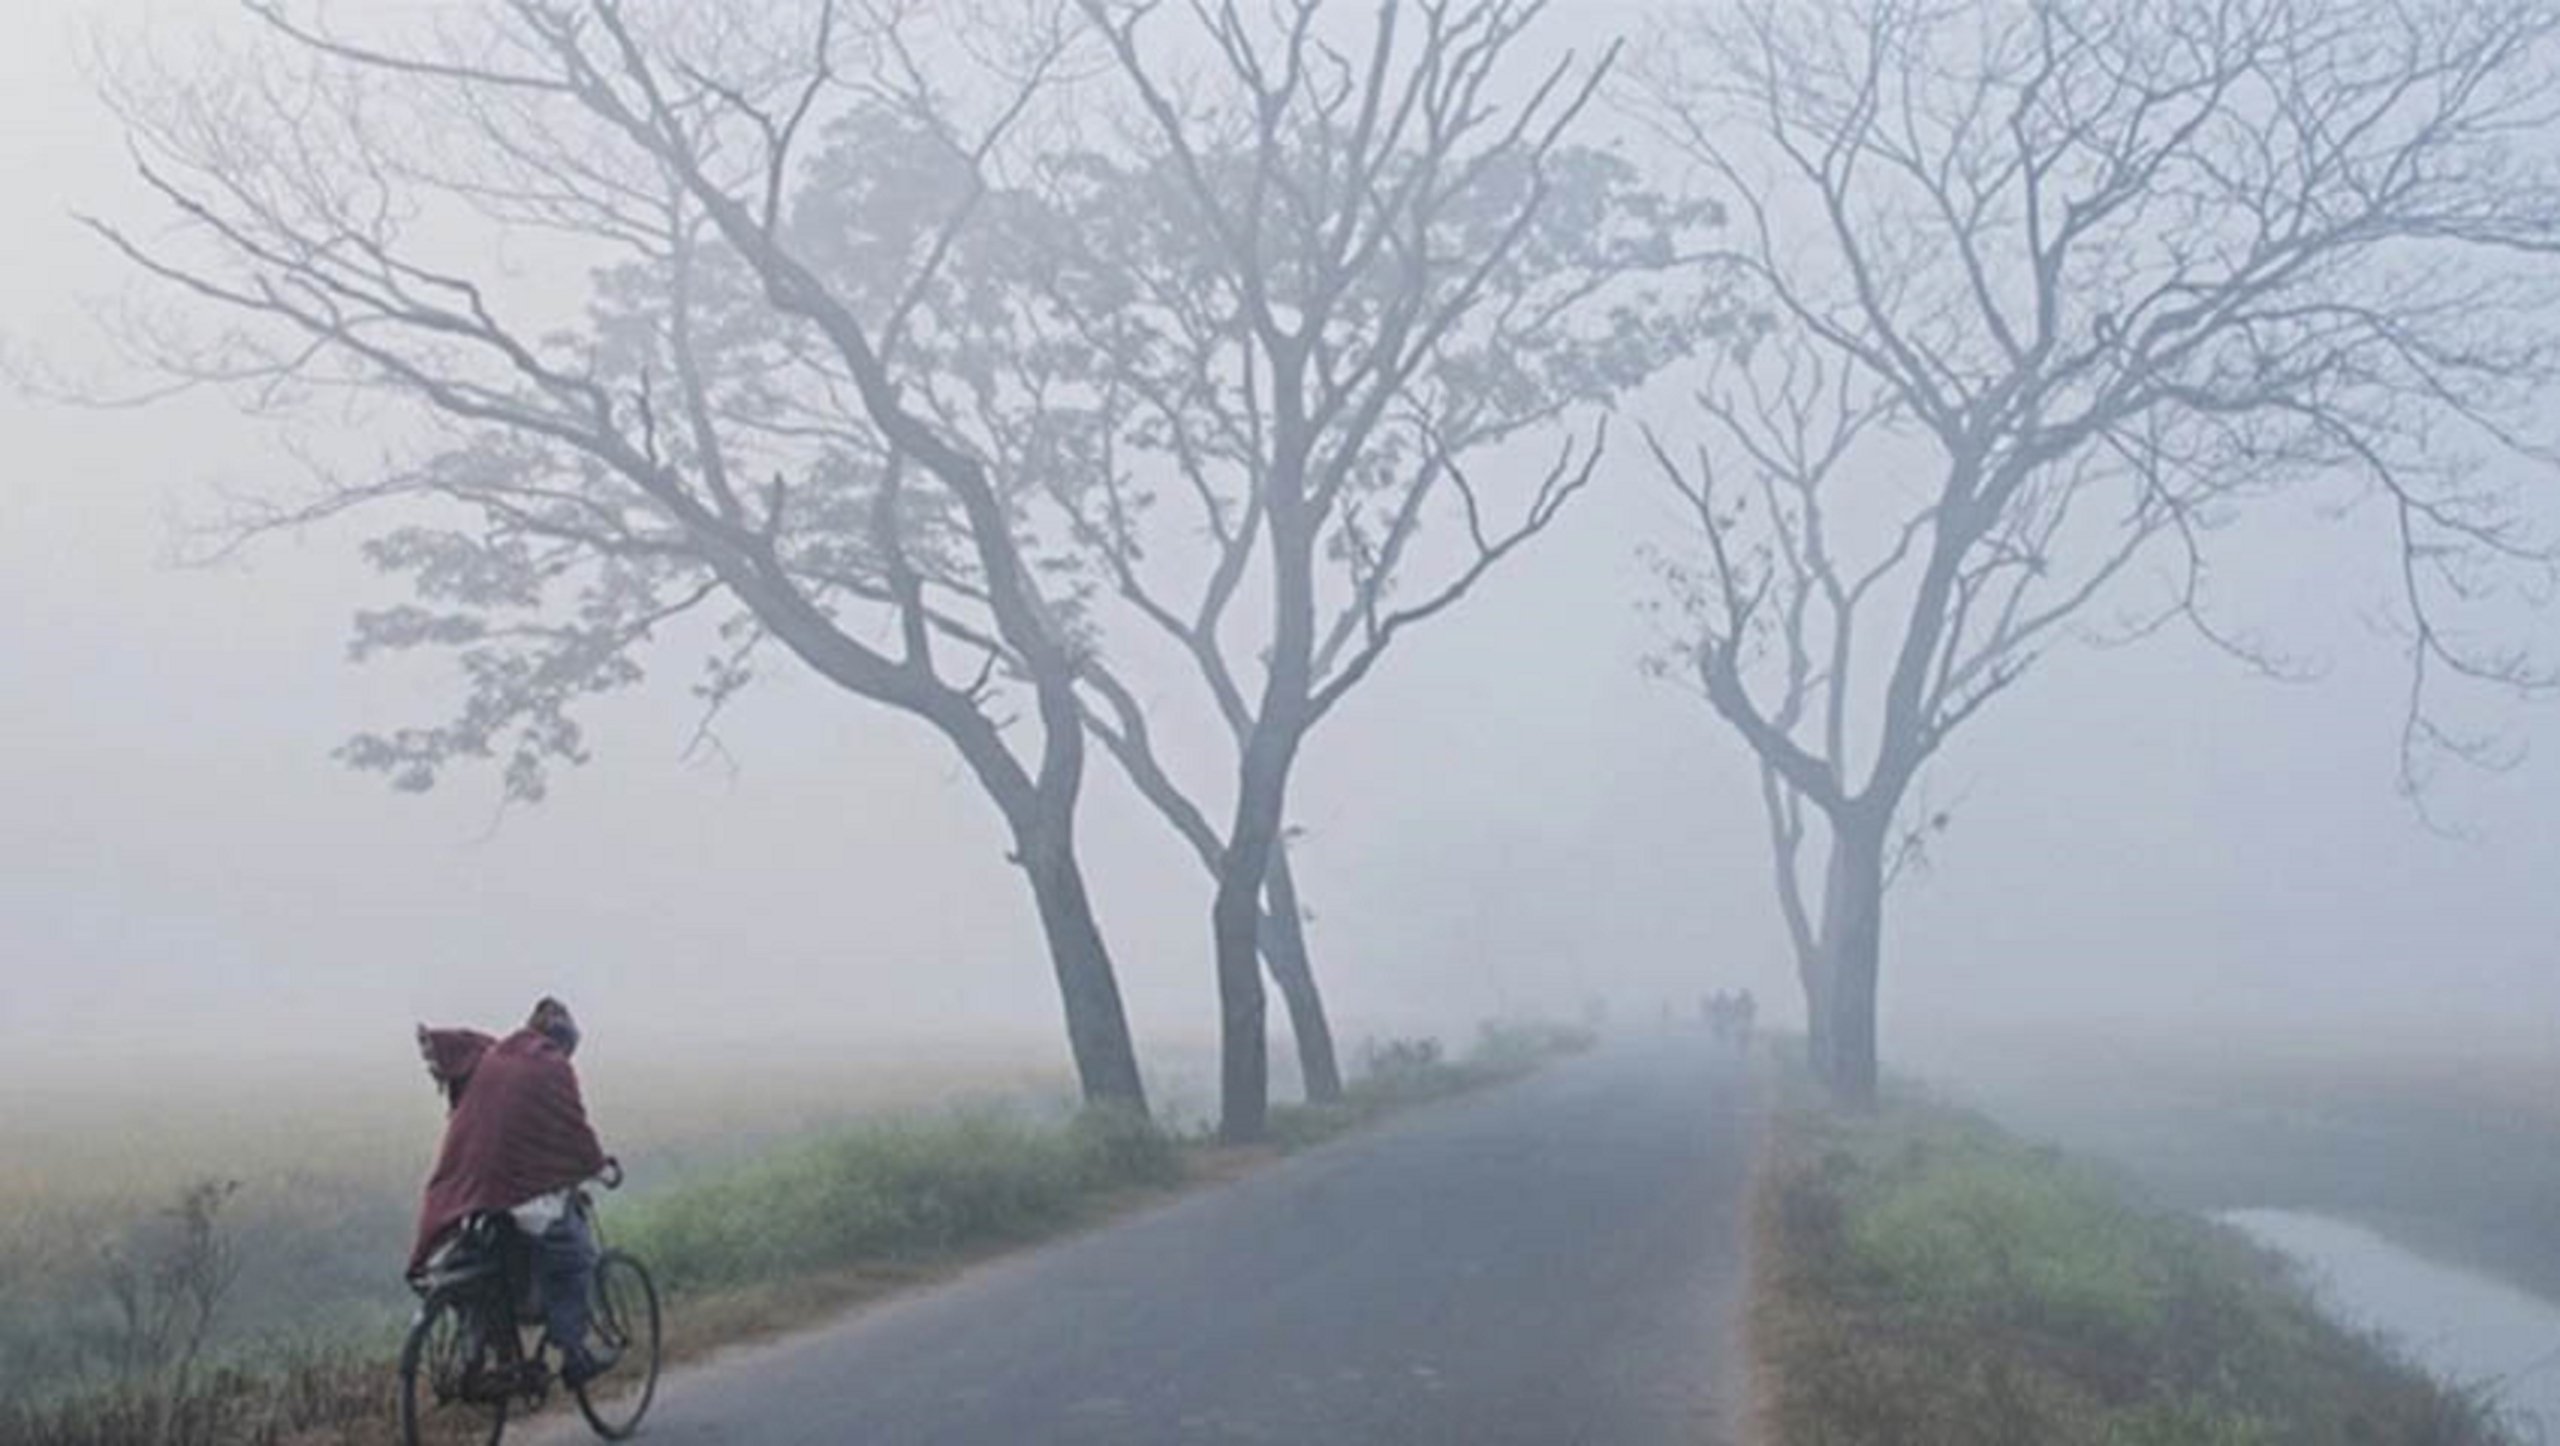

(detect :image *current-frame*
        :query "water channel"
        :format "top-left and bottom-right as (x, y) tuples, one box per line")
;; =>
(2221, 1209), (2560, 1439)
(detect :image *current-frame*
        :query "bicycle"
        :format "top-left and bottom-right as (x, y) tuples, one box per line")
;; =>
(398, 1165), (661, 1445)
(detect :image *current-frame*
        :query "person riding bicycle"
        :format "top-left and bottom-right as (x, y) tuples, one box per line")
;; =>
(410, 997), (620, 1388)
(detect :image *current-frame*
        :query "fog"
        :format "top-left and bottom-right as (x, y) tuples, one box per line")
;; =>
(3, 0), (2556, 1110)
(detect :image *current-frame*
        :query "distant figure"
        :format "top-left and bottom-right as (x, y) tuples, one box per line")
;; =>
(1704, 989), (1756, 1048)
(411, 997), (620, 1387)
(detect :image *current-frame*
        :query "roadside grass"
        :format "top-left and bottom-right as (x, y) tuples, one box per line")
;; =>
(614, 1105), (1181, 1295)
(1752, 1060), (2514, 1446)
(1949, 1045), (2560, 1307)
(2, 1024), (1586, 1446)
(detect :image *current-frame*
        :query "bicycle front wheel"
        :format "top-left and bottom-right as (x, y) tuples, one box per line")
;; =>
(574, 1250), (661, 1440)
(398, 1294), (508, 1446)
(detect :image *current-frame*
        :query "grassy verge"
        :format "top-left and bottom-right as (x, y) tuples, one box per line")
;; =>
(1948, 1045), (2560, 1306)
(1751, 1064), (2512, 1446)
(4, 1025), (1588, 1446)
(614, 1106), (1182, 1295)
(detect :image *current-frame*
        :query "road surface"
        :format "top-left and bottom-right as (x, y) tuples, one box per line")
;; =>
(541, 1039), (1760, 1445)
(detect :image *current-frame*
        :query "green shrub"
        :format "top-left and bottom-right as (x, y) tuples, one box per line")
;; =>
(615, 1111), (1144, 1293)
(1847, 1142), (2168, 1344)
(1068, 1104), (1183, 1189)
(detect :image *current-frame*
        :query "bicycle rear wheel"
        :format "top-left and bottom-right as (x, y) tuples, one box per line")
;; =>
(574, 1250), (661, 1439)
(398, 1294), (508, 1446)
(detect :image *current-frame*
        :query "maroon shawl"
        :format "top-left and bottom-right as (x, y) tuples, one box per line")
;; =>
(409, 1027), (608, 1271)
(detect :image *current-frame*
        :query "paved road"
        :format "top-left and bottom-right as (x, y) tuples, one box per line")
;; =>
(540, 1039), (1760, 1445)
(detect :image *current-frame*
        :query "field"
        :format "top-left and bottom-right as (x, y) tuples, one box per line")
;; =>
(0, 1042), (1091, 1406)
(0, 1022), (1587, 1442)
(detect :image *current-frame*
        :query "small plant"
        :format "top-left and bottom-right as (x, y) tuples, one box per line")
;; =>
(54, 1178), (247, 1446)
(1359, 1037), (1444, 1084)
(1068, 1105), (1182, 1189)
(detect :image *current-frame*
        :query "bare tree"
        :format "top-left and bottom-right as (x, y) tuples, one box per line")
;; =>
(1080, 663), (1347, 1104)
(83, 2), (1155, 1111)
(1053, 0), (1722, 1140)
(1638, 0), (2560, 1104)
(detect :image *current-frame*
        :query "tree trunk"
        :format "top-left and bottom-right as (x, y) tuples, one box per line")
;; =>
(1017, 812), (1148, 1114)
(1817, 815), (1888, 1108)
(1213, 854), (1269, 1142)
(1259, 842), (1342, 1104)
(1214, 728), (1301, 1142)
(1799, 945), (1837, 1083)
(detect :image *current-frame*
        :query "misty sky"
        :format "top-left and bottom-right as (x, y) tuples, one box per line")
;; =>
(3, 0), (2556, 1095)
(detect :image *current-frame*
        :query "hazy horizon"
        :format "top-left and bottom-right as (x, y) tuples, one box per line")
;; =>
(5, 0), (2557, 1100)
